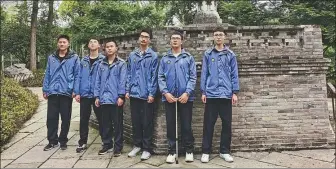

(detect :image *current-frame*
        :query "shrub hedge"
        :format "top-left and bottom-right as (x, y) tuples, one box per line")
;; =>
(1, 77), (39, 146)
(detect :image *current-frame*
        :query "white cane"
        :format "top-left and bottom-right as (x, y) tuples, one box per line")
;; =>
(175, 101), (179, 164)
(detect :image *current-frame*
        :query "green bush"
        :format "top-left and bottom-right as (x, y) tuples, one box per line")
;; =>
(1, 77), (39, 146)
(19, 69), (45, 87)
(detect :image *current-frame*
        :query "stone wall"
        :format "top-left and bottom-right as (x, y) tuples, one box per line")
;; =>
(92, 24), (335, 154)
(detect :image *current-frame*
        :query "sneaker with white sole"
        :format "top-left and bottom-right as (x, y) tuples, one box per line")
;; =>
(140, 151), (151, 160)
(201, 154), (209, 163)
(220, 153), (233, 162)
(185, 152), (194, 162)
(166, 154), (176, 163)
(76, 144), (87, 153)
(128, 147), (141, 157)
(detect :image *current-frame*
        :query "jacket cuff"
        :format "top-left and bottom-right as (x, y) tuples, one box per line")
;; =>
(118, 94), (125, 100)
(162, 89), (169, 95)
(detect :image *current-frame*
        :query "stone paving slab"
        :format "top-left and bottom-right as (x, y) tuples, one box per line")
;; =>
(26, 126), (48, 137)
(282, 149), (336, 162)
(73, 159), (110, 168)
(142, 155), (166, 166)
(159, 159), (228, 168)
(130, 163), (159, 168)
(108, 154), (141, 168)
(1, 136), (45, 160)
(1, 160), (13, 168)
(12, 146), (58, 164)
(5, 163), (42, 168)
(69, 121), (80, 132)
(259, 152), (335, 168)
(1, 133), (30, 150)
(19, 122), (46, 133)
(71, 116), (81, 122)
(81, 144), (113, 160)
(210, 156), (286, 168)
(67, 133), (98, 146)
(50, 146), (84, 159)
(23, 114), (46, 127)
(232, 151), (270, 161)
(39, 158), (79, 168)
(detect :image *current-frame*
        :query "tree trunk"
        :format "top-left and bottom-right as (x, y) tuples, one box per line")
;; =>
(47, 0), (54, 56)
(47, 0), (53, 26)
(30, 0), (38, 71)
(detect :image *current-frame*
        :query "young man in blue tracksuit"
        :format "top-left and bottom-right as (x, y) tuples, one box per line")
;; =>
(75, 37), (105, 153)
(94, 40), (126, 155)
(158, 31), (197, 164)
(200, 26), (239, 163)
(42, 34), (80, 151)
(126, 29), (158, 160)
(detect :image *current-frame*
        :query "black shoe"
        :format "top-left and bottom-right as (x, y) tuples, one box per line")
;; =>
(76, 144), (87, 153)
(43, 143), (58, 151)
(98, 146), (113, 155)
(114, 151), (121, 157)
(60, 144), (67, 150)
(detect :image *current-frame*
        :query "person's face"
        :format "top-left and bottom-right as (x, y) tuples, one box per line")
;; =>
(170, 34), (182, 48)
(213, 31), (225, 45)
(105, 42), (118, 56)
(57, 38), (69, 51)
(88, 39), (100, 51)
(139, 32), (150, 46)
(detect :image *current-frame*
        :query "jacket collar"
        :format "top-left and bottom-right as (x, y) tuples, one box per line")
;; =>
(135, 47), (154, 57)
(166, 48), (188, 58)
(83, 53), (105, 62)
(206, 45), (230, 55)
(102, 56), (121, 65)
(53, 49), (75, 59)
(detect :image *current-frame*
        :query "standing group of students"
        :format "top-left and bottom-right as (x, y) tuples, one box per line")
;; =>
(42, 26), (239, 164)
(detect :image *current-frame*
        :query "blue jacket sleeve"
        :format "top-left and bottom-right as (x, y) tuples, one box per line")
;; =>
(42, 56), (50, 94)
(126, 55), (132, 93)
(94, 64), (102, 99)
(185, 56), (197, 96)
(73, 56), (81, 95)
(148, 56), (159, 97)
(230, 53), (239, 93)
(118, 62), (127, 96)
(158, 58), (168, 94)
(200, 52), (208, 95)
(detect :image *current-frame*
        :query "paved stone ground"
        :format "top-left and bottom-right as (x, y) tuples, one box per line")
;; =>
(1, 88), (335, 168)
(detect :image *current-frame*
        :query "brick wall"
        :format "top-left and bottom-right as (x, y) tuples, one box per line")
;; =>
(91, 24), (335, 154)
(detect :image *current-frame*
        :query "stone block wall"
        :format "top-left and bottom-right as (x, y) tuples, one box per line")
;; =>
(91, 24), (335, 154)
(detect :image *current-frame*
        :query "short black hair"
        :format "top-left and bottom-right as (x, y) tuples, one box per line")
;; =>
(57, 34), (70, 42)
(104, 39), (118, 48)
(170, 30), (184, 40)
(89, 36), (100, 41)
(213, 26), (227, 35)
(140, 28), (153, 39)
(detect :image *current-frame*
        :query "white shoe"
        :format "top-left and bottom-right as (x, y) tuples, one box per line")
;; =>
(185, 152), (194, 162)
(128, 147), (141, 157)
(140, 151), (151, 160)
(220, 153), (234, 162)
(201, 154), (209, 163)
(166, 154), (176, 163)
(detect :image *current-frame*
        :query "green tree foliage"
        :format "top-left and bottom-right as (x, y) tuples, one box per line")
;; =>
(1, 1), (61, 69)
(217, 0), (335, 83)
(58, 1), (166, 45)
